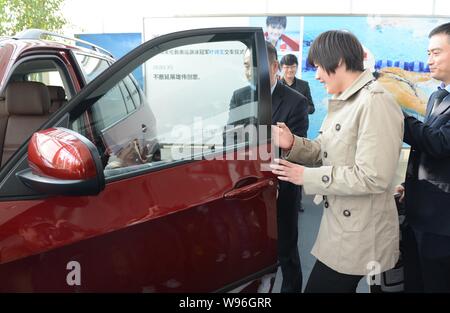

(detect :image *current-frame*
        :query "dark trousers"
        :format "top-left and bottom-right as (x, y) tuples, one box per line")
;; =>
(277, 180), (302, 293)
(305, 260), (364, 293)
(403, 224), (450, 292)
(295, 186), (303, 210)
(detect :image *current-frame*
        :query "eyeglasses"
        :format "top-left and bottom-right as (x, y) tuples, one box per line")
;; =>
(282, 65), (297, 70)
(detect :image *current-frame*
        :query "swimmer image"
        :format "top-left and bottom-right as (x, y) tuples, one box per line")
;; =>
(363, 46), (435, 116)
(376, 67), (432, 116)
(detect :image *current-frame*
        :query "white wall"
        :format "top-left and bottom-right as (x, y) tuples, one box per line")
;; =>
(62, 0), (449, 34)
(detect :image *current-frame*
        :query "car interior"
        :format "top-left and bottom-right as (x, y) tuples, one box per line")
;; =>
(0, 59), (69, 167)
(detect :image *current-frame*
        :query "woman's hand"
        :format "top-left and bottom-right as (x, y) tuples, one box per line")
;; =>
(270, 158), (304, 185)
(272, 122), (294, 150)
(394, 184), (405, 203)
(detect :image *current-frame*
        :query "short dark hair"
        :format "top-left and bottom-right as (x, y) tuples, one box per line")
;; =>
(266, 16), (287, 29)
(266, 42), (278, 65)
(307, 30), (364, 74)
(429, 22), (450, 41)
(280, 54), (298, 66)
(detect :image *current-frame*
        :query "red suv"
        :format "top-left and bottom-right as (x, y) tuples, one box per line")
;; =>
(0, 27), (277, 292)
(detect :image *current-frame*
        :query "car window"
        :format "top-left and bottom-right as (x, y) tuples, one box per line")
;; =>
(25, 70), (64, 87)
(71, 38), (259, 178)
(7, 59), (71, 99)
(122, 75), (141, 112)
(74, 53), (110, 83)
(92, 83), (128, 130)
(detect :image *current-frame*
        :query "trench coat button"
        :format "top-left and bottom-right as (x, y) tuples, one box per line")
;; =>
(322, 175), (330, 183)
(324, 201), (329, 208)
(343, 210), (351, 217)
(335, 124), (341, 131)
(324, 151), (328, 158)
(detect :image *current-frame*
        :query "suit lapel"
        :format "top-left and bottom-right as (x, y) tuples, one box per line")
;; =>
(427, 95), (450, 125)
(272, 82), (284, 120)
(296, 79), (306, 95)
(425, 98), (434, 121)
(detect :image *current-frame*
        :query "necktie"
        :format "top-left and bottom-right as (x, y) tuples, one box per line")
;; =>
(431, 88), (449, 116)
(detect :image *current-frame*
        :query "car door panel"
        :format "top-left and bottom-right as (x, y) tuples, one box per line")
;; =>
(0, 156), (276, 292)
(0, 27), (277, 292)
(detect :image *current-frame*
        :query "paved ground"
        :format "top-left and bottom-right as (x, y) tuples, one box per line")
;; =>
(272, 193), (369, 293)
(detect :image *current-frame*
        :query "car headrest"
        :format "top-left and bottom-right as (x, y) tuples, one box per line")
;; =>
(47, 85), (66, 101)
(6, 81), (50, 115)
(0, 97), (6, 116)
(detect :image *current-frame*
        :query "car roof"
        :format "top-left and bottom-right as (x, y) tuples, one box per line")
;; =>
(0, 30), (116, 97)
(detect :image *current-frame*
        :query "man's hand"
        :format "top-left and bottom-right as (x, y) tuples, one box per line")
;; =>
(272, 122), (294, 150)
(270, 158), (304, 185)
(394, 184), (405, 203)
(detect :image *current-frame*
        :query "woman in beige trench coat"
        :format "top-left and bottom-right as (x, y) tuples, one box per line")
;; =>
(271, 30), (404, 293)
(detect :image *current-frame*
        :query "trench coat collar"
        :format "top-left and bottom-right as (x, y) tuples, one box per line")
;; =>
(333, 69), (375, 102)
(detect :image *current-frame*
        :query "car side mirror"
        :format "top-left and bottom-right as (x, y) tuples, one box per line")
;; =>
(17, 127), (105, 196)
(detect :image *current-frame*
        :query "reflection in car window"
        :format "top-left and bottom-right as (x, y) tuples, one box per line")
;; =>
(74, 53), (110, 83)
(120, 76), (141, 113)
(147, 41), (257, 162)
(71, 40), (258, 178)
(92, 84), (128, 130)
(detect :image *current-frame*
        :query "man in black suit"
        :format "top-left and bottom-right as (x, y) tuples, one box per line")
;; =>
(225, 49), (258, 145)
(280, 54), (315, 213)
(226, 44), (308, 292)
(280, 54), (315, 115)
(397, 22), (450, 292)
(267, 43), (309, 292)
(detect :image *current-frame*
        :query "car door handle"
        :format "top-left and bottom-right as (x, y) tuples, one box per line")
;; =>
(224, 179), (275, 200)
